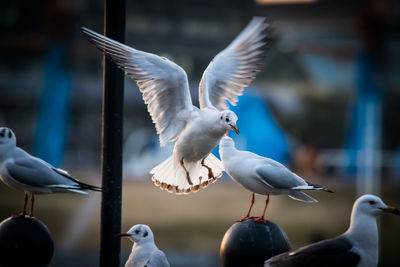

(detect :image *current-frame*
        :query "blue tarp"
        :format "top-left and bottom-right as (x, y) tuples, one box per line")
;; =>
(213, 90), (289, 165)
(34, 44), (71, 167)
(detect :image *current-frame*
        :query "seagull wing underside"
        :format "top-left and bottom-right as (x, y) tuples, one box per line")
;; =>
(265, 236), (360, 267)
(81, 27), (194, 146)
(199, 17), (269, 110)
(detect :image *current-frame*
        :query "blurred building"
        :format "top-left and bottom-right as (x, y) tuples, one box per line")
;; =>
(0, 0), (399, 177)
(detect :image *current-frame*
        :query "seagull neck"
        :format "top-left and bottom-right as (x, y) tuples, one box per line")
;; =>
(0, 144), (14, 161)
(132, 239), (156, 250)
(346, 212), (379, 253)
(219, 140), (236, 159)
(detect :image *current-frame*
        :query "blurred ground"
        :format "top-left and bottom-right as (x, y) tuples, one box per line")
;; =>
(1, 173), (399, 266)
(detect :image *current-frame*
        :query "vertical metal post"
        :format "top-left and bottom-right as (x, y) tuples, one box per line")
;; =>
(100, 0), (125, 266)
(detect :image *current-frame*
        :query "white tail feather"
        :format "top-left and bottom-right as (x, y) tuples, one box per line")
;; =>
(151, 153), (224, 194)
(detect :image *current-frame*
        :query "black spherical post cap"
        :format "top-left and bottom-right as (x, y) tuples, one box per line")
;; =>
(0, 216), (54, 266)
(220, 219), (291, 267)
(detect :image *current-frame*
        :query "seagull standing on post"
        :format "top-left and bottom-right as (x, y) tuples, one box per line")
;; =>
(219, 136), (332, 223)
(81, 17), (269, 194)
(264, 194), (400, 266)
(119, 224), (170, 267)
(0, 127), (101, 218)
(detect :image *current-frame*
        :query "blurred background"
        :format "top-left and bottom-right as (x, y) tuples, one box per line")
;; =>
(1, 0), (400, 266)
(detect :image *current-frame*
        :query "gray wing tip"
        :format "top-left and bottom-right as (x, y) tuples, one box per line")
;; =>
(80, 26), (97, 37)
(307, 181), (334, 193)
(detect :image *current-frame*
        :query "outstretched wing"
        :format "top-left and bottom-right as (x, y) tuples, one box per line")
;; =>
(81, 27), (194, 146)
(199, 17), (270, 110)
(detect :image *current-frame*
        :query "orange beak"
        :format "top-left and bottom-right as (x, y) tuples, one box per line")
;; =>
(381, 206), (400, 215)
(230, 125), (240, 135)
(118, 232), (130, 237)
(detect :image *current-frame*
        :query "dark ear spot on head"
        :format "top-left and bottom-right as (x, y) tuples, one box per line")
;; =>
(8, 131), (12, 138)
(143, 231), (148, 237)
(220, 116), (223, 120)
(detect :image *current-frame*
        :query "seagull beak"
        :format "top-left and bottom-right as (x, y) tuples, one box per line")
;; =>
(380, 206), (400, 215)
(230, 125), (240, 135)
(118, 232), (130, 237)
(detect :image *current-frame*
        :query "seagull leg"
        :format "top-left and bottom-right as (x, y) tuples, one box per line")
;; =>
(236, 193), (255, 222)
(254, 194), (269, 224)
(29, 194), (35, 217)
(180, 158), (193, 185)
(201, 158), (215, 180)
(12, 193), (28, 219)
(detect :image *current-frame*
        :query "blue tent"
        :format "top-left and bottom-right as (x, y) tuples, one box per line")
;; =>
(213, 90), (289, 165)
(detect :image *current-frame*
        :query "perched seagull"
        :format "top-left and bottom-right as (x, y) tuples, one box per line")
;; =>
(219, 136), (332, 223)
(264, 194), (400, 267)
(0, 127), (101, 218)
(119, 224), (170, 267)
(81, 17), (269, 194)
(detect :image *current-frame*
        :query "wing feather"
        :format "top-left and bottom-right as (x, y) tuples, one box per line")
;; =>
(199, 17), (270, 110)
(265, 236), (360, 267)
(81, 27), (193, 146)
(5, 154), (78, 188)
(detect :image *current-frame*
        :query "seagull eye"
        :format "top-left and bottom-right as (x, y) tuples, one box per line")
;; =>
(369, 200), (376, 205)
(135, 230), (140, 234)
(225, 118), (230, 122)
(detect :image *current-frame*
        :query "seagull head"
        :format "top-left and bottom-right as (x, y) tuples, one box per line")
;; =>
(119, 224), (154, 243)
(0, 127), (16, 146)
(219, 110), (239, 134)
(353, 194), (400, 218)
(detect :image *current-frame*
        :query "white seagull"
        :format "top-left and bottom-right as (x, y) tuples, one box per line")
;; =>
(81, 17), (269, 194)
(219, 136), (332, 223)
(119, 224), (170, 267)
(0, 127), (101, 218)
(264, 194), (400, 267)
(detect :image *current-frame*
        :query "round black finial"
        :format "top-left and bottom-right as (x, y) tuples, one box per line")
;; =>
(220, 219), (291, 267)
(0, 216), (54, 265)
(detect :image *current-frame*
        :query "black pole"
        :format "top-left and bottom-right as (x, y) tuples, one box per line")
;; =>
(100, 0), (125, 266)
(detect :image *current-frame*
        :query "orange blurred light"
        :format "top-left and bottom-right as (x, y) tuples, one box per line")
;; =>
(255, 0), (317, 4)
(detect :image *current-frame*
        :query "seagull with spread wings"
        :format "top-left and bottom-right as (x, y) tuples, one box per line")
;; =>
(81, 17), (269, 194)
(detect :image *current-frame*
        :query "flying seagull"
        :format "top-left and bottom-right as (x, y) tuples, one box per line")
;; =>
(119, 224), (170, 267)
(81, 17), (269, 194)
(264, 194), (400, 267)
(0, 127), (101, 218)
(219, 135), (332, 223)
